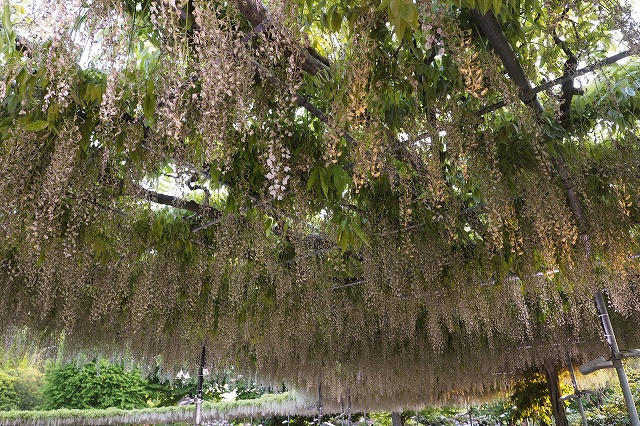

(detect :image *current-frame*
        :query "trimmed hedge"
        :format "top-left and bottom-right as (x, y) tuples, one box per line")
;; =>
(0, 392), (310, 425)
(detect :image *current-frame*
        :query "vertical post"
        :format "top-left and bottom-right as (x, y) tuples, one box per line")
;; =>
(594, 290), (640, 426)
(347, 389), (352, 426)
(318, 382), (323, 426)
(195, 344), (206, 426)
(565, 353), (588, 426)
(391, 412), (403, 426)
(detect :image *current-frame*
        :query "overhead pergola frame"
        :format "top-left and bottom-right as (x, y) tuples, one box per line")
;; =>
(1, 0), (640, 411)
(139, 0), (637, 239)
(152, 0), (637, 258)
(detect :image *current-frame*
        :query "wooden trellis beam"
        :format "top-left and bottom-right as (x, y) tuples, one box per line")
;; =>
(473, 10), (544, 113)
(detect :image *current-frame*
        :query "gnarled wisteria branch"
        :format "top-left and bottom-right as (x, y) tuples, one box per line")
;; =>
(138, 188), (221, 220)
(232, 0), (330, 75)
(476, 50), (634, 116)
(474, 10), (593, 255)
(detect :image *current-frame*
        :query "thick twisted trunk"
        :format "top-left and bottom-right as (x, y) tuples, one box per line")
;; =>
(391, 412), (403, 426)
(544, 363), (569, 426)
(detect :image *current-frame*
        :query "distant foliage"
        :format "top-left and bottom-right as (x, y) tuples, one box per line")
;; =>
(584, 369), (640, 426)
(0, 341), (46, 411)
(41, 360), (149, 410)
(6, 366), (44, 410)
(509, 372), (571, 426)
(0, 371), (20, 411)
(145, 367), (224, 407)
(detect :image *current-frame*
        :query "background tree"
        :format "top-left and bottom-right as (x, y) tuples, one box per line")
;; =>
(0, 337), (46, 411)
(4, 366), (44, 410)
(510, 372), (572, 426)
(0, 371), (20, 411)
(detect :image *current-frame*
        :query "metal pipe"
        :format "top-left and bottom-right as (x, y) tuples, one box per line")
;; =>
(594, 290), (640, 426)
(318, 381), (323, 426)
(347, 390), (351, 426)
(566, 353), (588, 426)
(195, 344), (206, 425)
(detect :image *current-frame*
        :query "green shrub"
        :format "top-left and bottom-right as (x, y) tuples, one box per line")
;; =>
(41, 359), (149, 410)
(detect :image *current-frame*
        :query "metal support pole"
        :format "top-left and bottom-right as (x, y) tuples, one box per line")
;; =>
(195, 344), (206, 426)
(595, 290), (640, 426)
(347, 390), (351, 426)
(318, 382), (323, 426)
(566, 353), (588, 426)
